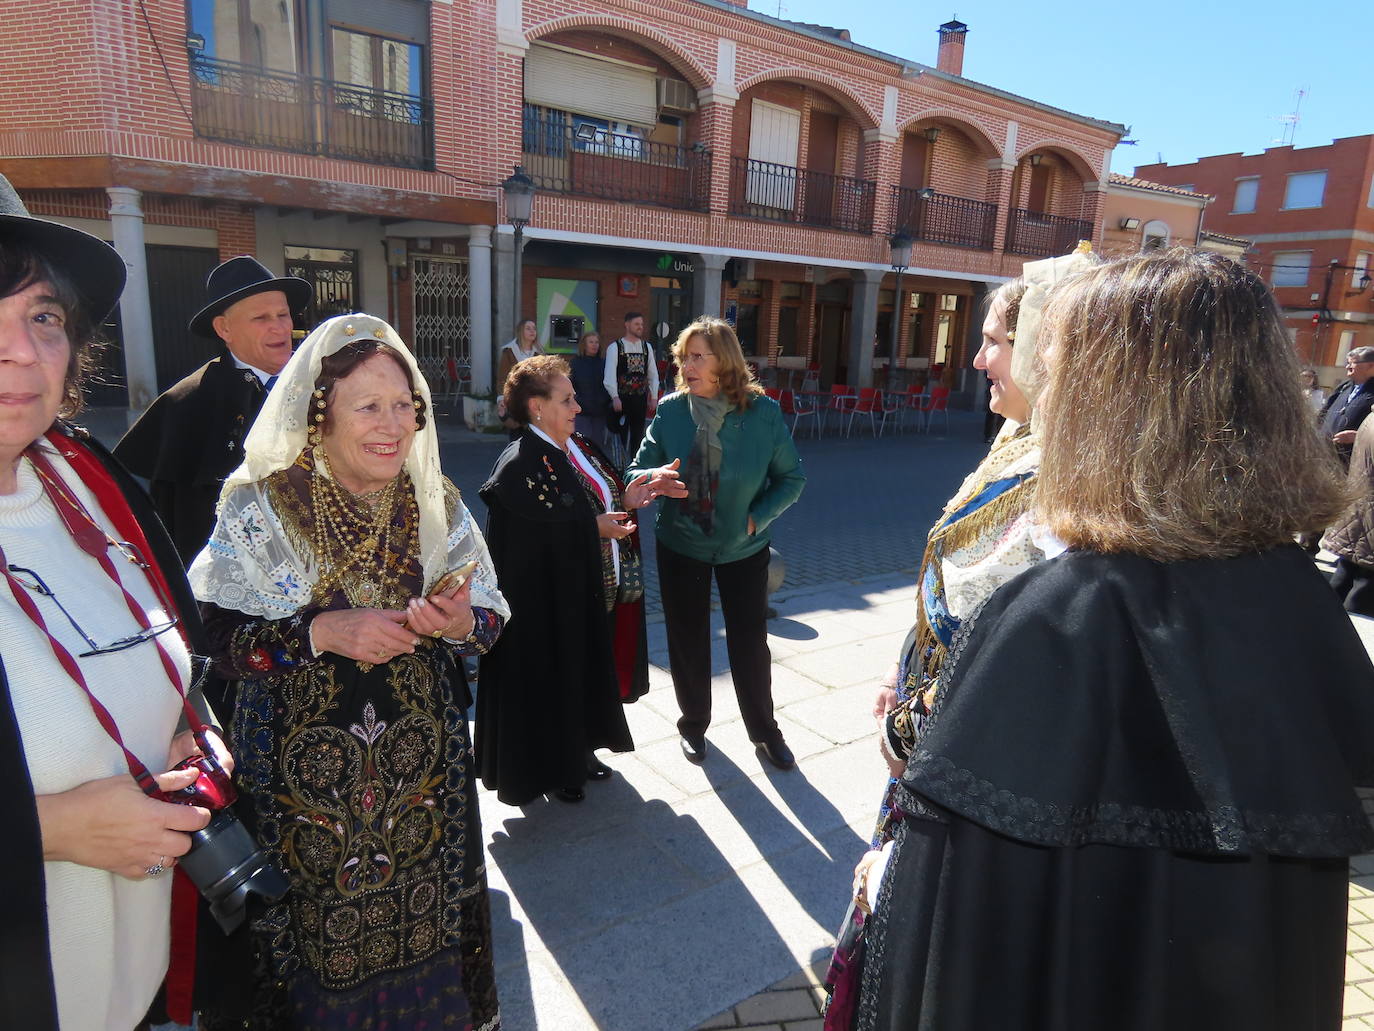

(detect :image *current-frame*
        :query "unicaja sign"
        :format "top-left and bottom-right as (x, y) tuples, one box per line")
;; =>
(656, 253), (695, 274)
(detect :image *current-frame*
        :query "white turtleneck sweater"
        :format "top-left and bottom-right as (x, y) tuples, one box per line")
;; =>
(0, 454), (188, 1031)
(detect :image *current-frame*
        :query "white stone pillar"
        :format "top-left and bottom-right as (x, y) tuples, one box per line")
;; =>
(493, 231), (515, 365)
(848, 269), (883, 388)
(691, 252), (730, 318)
(468, 225), (494, 394)
(106, 187), (158, 411)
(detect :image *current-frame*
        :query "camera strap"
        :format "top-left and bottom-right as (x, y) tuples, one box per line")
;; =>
(2, 443), (208, 793)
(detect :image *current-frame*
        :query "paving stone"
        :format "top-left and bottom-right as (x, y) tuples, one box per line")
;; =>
(735, 989), (820, 1025)
(693, 1010), (740, 1030)
(783, 1020), (825, 1031)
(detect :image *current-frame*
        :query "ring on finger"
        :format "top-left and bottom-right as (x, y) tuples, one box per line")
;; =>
(145, 855), (168, 878)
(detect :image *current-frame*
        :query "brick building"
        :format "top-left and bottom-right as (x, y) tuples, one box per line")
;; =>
(0, 0), (1124, 408)
(1136, 136), (1374, 382)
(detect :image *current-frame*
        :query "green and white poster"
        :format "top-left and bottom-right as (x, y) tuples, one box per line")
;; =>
(536, 278), (599, 352)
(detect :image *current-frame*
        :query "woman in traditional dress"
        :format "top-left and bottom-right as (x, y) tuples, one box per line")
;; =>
(852, 249), (1374, 1030)
(190, 313), (508, 1030)
(477, 355), (682, 805)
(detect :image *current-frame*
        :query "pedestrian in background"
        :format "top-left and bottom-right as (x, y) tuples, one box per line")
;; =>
(604, 311), (659, 459)
(630, 317), (805, 770)
(1324, 412), (1374, 616)
(495, 317), (541, 437)
(570, 330), (611, 448)
(1318, 346), (1374, 466)
(1302, 367), (1327, 415)
(851, 249), (1374, 1031)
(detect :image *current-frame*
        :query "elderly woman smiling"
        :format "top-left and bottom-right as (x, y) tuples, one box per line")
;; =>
(0, 175), (225, 1031)
(190, 313), (509, 1030)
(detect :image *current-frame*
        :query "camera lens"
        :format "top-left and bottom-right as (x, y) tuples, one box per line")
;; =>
(179, 811), (290, 933)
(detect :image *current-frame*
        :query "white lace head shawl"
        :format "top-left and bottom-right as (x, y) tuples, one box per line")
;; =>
(188, 312), (508, 621)
(1009, 241), (1098, 415)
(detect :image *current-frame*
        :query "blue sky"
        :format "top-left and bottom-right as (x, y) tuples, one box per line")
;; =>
(764, 0), (1374, 174)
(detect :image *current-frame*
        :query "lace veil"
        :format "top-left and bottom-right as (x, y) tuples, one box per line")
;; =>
(188, 312), (507, 620)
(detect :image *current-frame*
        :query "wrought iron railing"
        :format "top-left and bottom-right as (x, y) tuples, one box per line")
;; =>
(1005, 208), (1093, 257)
(890, 186), (996, 250)
(729, 157), (876, 233)
(521, 109), (711, 211)
(189, 55), (434, 170)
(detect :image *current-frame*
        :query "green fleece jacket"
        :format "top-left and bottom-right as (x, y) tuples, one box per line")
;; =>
(629, 391), (805, 565)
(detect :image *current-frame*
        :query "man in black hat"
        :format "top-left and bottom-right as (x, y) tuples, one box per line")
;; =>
(114, 255), (312, 563)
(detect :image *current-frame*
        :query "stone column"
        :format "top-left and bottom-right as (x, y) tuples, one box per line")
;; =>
(691, 252), (729, 318)
(848, 268), (884, 388)
(468, 225), (494, 394)
(493, 230), (515, 357)
(106, 187), (158, 412)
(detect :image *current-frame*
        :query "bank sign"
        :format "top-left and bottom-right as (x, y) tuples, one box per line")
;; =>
(656, 253), (695, 275)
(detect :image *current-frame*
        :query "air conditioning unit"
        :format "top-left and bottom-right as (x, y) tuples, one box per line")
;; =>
(657, 78), (698, 112)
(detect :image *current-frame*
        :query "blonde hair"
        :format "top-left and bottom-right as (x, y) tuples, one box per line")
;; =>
(1034, 249), (1347, 561)
(578, 330), (601, 357)
(670, 317), (764, 411)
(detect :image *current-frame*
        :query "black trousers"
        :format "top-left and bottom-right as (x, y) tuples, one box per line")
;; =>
(616, 393), (649, 459)
(657, 540), (779, 743)
(1331, 556), (1374, 617)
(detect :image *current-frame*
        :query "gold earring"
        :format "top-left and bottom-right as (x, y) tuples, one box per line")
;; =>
(308, 388), (326, 446)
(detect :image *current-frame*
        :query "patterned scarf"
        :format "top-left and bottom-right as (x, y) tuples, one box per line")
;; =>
(684, 393), (728, 534)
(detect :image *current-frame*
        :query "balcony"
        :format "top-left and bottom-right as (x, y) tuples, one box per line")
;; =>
(890, 186), (996, 250)
(1006, 208), (1093, 257)
(729, 157), (876, 234)
(189, 55), (434, 170)
(522, 109), (711, 212)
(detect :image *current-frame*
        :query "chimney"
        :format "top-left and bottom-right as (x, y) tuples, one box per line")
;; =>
(937, 19), (968, 76)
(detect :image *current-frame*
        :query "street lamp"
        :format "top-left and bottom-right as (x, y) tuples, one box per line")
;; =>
(500, 164), (536, 343)
(888, 230), (914, 379)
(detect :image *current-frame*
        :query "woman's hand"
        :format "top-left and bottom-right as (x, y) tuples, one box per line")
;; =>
(643, 459), (688, 501)
(406, 578), (476, 640)
(852, 849), (884, 907)
(167, 726), (235, 776)
(878, 730), (906, 779)
(312, 608), (419, 664)
(37, 770), (211, 880)
(597, 511), (636, 539)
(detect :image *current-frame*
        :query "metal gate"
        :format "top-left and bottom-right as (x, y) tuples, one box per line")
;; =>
(410, 254), (471, 396)
(284, 245), (358, 333)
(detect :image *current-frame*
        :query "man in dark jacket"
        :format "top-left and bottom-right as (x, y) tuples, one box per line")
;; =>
(1319, 345), (1374, 467)
(114, 257), (311, 563)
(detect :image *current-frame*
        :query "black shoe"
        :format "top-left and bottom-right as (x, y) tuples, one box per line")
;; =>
(554, 786), (585, 803)
(754, 737), (796, 770)
(586, 755), (613, 781)
(680, 734), (708, 764)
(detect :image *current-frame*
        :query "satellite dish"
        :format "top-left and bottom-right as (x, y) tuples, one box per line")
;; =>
(657, 321), (670, 340)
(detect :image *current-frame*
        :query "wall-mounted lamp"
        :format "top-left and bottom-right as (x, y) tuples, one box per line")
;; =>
(1119, 217), (1141, 231)
(574, 122), (598, 143)
(186, 33), (206, 53)
(922, 126), (940, 144)
(917, 186), (936, 202)
(1028, 153), (1043, 167)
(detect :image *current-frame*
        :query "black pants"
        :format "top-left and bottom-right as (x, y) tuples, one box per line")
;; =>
(616, 393), (649, 460)
(1331, 557), (1374, 617)
(657, 540), (779, 743)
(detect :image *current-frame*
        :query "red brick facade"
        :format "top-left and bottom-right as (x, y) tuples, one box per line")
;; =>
(1137, 136), (1374, 379)
(0, 0), (1122, 401)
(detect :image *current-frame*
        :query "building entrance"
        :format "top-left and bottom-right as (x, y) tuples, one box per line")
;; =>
(649, 275), (689, 369)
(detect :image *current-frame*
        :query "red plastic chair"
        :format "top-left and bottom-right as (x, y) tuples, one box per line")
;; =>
(846, 387), (882, 437)
(779, 388), (819, 437)
(825, 384), (856, 434)
(919, 386), (951, 433)
(901, 384), (926, 432)
(880, 389), (904, 435)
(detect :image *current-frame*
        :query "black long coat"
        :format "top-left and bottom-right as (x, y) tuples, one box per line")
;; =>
(113, 354), (269, 564)
(475, 430), (633, 805)
(859, 547), (1374, 1031)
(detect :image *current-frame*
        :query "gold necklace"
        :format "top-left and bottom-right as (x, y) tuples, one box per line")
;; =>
(310, 447), (411, 609)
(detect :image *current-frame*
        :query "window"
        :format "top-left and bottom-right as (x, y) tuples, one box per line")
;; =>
(1141, 220), (1170, 252)
(1232, 177), (1259, 214)
(1283, 171), (1326, 210)
(189, 0), (298, 70)
(332, 28), (422, 97)
(1368, 175), (1374, 208)
(1356, 252), (1372, 289)
(1271, 251), (1312, 288)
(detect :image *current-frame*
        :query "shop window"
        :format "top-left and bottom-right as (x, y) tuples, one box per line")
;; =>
(737, 280), (765, 300)
(780, 282), (803, 301)
(932, 295), (962, 367)
(776, 306), (799, 356)
(736, 302), (762, 353)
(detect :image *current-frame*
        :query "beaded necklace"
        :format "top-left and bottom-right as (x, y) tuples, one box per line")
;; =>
(309, 446), (412, 609)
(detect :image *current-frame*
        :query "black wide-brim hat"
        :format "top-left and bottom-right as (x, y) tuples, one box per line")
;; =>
(0, 173), (127, 321)
(189, 255), (313, 338)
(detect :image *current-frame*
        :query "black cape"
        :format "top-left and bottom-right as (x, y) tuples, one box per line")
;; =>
(475, 430), (633, 805)
(860, 546), (1374, 1031)
(0, 425), (208, 1031)
(113, 354), (268, 564)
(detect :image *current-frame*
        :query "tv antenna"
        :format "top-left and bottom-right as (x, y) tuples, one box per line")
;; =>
(1271, 87), (1306, 147)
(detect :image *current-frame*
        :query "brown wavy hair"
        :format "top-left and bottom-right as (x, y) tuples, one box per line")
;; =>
(670, 317), (763, 412)
(1034, 248), (1347, 561)
(503, 353), (569, 424)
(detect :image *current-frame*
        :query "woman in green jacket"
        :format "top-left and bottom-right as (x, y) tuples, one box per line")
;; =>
(629, 317), (806, 769)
